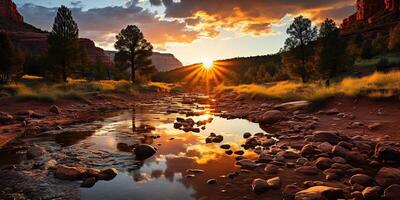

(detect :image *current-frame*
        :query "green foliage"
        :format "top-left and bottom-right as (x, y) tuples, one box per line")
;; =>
(282, 16), (318, 83)
(114, 25), (155, 83)
(316, 18), (345, 79)
(0, 33), (25, 84)
(388, 24), (400, 51)
(47, 5), (80, 82)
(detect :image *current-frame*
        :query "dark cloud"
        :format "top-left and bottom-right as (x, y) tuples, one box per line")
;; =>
(150, 0), (356, 35)
(18, 2), (200, 49)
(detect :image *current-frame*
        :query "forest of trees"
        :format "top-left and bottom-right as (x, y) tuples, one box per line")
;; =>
(0, 6), (154, 84)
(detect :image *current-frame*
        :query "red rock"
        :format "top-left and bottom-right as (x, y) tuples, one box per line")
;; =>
(0, 0), (23, 22)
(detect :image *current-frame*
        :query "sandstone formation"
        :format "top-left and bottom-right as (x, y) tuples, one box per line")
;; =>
(0, 0), (23, 22)
(341, 0), (400, 35)
(0, 0), (111, 67)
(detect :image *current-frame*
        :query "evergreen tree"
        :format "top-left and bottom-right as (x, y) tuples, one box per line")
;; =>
(0, 33), (24, 84)
(114, 25), (155, 83)
(283, 16), (317, 83)
(48, 5), (80, 82)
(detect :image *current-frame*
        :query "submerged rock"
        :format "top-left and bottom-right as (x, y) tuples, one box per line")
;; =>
(55, 165), (86, 180)
(99, 168), (118, 180)
(134, 144), (157, 160)
(81, 177), (97, 188)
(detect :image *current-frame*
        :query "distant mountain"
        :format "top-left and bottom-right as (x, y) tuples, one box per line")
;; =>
(105, 51), (183, 72)
(0, 0), (111, 67)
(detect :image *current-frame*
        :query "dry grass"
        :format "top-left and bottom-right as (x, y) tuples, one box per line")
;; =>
(217, 71), (400, 101)
(0, 78), (180, 102)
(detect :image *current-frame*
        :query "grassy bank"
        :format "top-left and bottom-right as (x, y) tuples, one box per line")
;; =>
(217, 71), (400, 101)
(0, 76), (180, 102)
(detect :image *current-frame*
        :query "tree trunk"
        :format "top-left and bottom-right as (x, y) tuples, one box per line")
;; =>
(62, 65), (67, 83)
(131, 53), (135, 84)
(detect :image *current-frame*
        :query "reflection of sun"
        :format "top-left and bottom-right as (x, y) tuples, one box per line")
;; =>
(202, 58), (214, 70)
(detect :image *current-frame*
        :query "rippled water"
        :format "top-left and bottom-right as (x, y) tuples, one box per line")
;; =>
(1, 95), (270, 200)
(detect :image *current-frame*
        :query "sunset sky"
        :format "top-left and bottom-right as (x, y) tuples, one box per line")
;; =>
(15, 0), (355, 65)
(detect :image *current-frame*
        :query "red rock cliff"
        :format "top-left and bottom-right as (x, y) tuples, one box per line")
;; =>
(0, 0), (23, 22)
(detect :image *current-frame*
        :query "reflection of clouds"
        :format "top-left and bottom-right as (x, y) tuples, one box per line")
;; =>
(185, 144), (225, 164)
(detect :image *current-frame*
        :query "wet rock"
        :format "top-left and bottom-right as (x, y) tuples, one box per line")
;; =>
(81, 177), (97, 188)
(362, 186), (381, 200)
(236, 159), (258, 169)
(220, 144), (231, 149)
(301, 144), (318, 157)
(295, 186), (344, 200)
(0, 111), (13, 124)
(265, 164), (279, 174)
(55, 165), (86, 180)
(27, 145), (46, 159)
(99, 168), (118, 180)
(252, 178), (270, 194)
(295, 166), (320, 176)
(207, 179), (217, 184)
(350, 174), (372, 186)
(375, 167), (400, 187)
(312, 131), (342, 145)
(134, 144), (157, 160)
(234, 150), (244, 155)
(225, 150), (233, 155)
(283, 184), (302, 199)
(258, 110), (284, 124)
(49, 105), (61, 114)
(374, 143), (400, 163)
(273, 101), (310, 111)
(315, 157), (334, 170)
(267, 177), (281, 189)
(243, 132), (252, 139)
(383, 184), (400, 199)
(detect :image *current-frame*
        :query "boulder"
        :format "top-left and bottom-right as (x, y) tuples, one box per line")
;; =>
(99, 168), (118, 180)
(383, 184), (400, 199)
(349, 174), (372, 186)
(49, 105), (61, 114)
(252, 178), (270, 194)
(283, 184), (302, 199)
(362, 186), (381, 200)
(315, 157), (334, 170)
(134, 144), (157, 160)
(55, 165), (86, 180)
(301, 144), (319, 157)
(374, 143), (400, 163)
(267, 177), (281, 189)
(295, 186), (344, 200)
(375, 167), (400, 187)
(312, 131), (342, 144)
(258, 110), (284, 124)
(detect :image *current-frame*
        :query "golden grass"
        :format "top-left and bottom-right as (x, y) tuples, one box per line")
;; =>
(217, 71), (400, 101)
(0, 79), (180, 102)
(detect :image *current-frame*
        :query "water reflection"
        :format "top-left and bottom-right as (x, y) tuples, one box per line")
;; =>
(79, 101), (267, 200)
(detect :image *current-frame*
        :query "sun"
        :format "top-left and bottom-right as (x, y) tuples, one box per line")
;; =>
(202, 58), (214, 70)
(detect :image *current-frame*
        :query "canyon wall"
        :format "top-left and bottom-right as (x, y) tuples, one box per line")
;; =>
(0, 0), (23, 22)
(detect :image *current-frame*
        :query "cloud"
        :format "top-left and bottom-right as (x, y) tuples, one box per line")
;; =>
(151, 0), (356, 36)
(18, 2), (200, 50)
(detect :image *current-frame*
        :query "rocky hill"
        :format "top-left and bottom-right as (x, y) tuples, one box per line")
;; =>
(341, 0), (400, 35)
(105, 51), (183, 72)
(0, 0), (111, 67)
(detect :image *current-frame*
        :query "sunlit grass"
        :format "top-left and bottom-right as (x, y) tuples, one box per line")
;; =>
(217, 71), (400, 101)
(0, 79), (180, 102)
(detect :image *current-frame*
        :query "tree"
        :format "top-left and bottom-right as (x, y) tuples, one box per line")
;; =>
(283, 16), (317, 82)
(316, 18), (345, 80)
(0, 33), (24, 84)
(48, 5), (80, 82)
(388, 24), (400, 51)
(114, 25), (155, 83)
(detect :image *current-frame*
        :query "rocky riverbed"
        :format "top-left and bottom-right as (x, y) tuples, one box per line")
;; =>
(1, 92), (400, 200)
